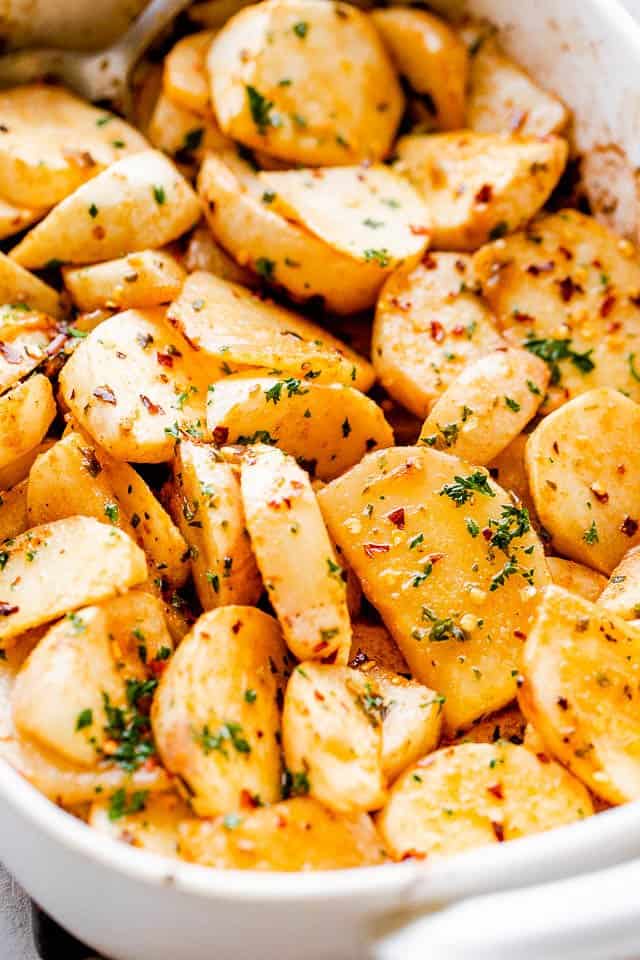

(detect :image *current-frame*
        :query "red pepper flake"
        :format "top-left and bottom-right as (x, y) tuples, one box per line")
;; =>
(427, 552), (444, 564)
(474, 183), (493, 204)
(454, 259), (467, 274)
(0, 602), (18, 616)
(314, 690), (326, 702)
(92, 385), (116, 404)
(607, 320), (622, 334)
(557, 696), (569, 710)
(422, 252), (437, 270)
(487, 783), (504, 800)
(401, 850), (427, 861)
(240, 789), (261, 809)
(149, 658), (168, 678)
(156, 351), (174, 368)
(526, 261), (555, 276)
(213, 426), (229, 445)
(451, 324), (466, 336)
(231, 620), (242, 634)
(536, 751), (551, 764)
(513, 310), (535, 324)
(558, 245), (573, 261)
(491, 821), (505, 842)
(600, 294), (617, 318)
(621, 515), (638, 537)
(590, 485), (609, 504)
(513, 630), (527, 640)
(617, 464), (627, 475)
(92, 225), (105, 240)
(139, 394), (165, 415)
(430, 320), (445, 343)
(364, 543), (390, 558)
(482, 527), (492, 541)
(557, 276), (583, 302)
(386, 507), (405, 528)
(0, 342), (23, 364)
(410, 224), (430, 236)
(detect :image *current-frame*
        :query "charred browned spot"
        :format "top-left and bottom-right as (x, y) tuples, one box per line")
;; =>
(474, 183), (493, 204)
(526, 261), (555, 276)
(231, 620), (242, 634)
(557, 696), (569, 710)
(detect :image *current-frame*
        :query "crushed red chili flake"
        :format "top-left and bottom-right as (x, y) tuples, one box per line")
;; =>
(430, 320), (445, 342)
(557, 276), (583, 302)
(557, 696), (569, 710)
(80, 447), (101, 477)
(600, 294), (617, 318)
(422, 251), (437, 270)
(451, 324), (466, 336)
(93, 385), (117, 404)
(213, 426), (229, 445)
(558, 245), (573, 260)
(513, 310), (535, 324)
(474, 183), (493, 204)
(0, 342), (23, 364)
(410, 224), (430, 236)
(231, 620), (242, 634)
(0, 602), (18, 616)
(621, 516), (638, 537)
(536, 752), (551, 764)
(386, 507), (405, 528)
(491, 822), (505, 842)
(156, 351), (174, 368)
(428, 552), (444, 564)
(364, 543), (390, 558)
(487, 783), (504, 800)
(590, 485), (609, 504)
(140, 394), (165, 415)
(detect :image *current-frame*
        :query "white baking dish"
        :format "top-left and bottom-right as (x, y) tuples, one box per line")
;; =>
(2, 1), (640, 958)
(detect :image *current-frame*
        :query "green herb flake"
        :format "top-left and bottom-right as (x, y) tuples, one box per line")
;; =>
(583, 520), (599, 545)
(104, 501), (119, 524)
(108, 788), (148, 821)
(439, 471), (495, 506)
(153, 185), (166, 205)
(76, 708), (93, 731)
(293, 21), (309, 37)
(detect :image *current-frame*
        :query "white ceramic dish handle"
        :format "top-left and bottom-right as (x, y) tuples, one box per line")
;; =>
(373, 858), (640, 960)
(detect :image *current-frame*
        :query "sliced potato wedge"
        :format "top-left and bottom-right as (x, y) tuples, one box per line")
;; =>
(178, 797), (385, 870)
(208, 0), (403, 165)
(598, 545), (640, 620)
(372, 253), (503, 418)
(152, 606), (287, 815)
(0, 252), (62, 318)
(283, 662), (386, 813)
(90, 791), (192, 857)
(360, 663), (443, 782)
(396, 131), (568, 251)
(0, 374), (55, 471)
(0, 304), (58, 394)
(318, 446), (550, 732)
(0, 440), (54, 493)
(0, 481), (28, 542)
(0, 85), (148, 208)
(377, 741), (592, 859)
(197, 150), (401, 313)
(11, 151), (201, 269)
(13, 605), (127, 766)
(59, 308), (209, 463)
(546, 556), (606, 603)
(164, 30), (216, 115)
(473, 210), (640, 410)
(0, 197), (45, 242)
(173, 440), (261, 609)
(0, 516), (147, 647)
(371, 7), (467, 131)
(167, 270), (374, 389)
(63, 251), (186, 312)
(26, 432), (138, 540)
(207, 374), (393, 481)
(519, 585), (640, 803)
(260, 165), (429, 271)
(466, 37), (568, 137)
(241, 444), (351, 662)
(418, 347), (548, 463)
(525, 388), (640, 573)
(349, 622), (410, 676)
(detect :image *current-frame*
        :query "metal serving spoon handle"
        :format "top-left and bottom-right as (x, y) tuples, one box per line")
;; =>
(0, 0), (193, 115)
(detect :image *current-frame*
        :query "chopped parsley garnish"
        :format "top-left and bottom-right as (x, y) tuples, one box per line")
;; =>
(422, 607), (467, 642)
(104, 501), (119, 524)
(354, 682), (386, 727)
(281, 768), (310, 799)
(489, 220), (509, 240)
(0, 552), (8, 571)
(293, 21), (308, 37)
(342, 417), (352, 437)
(152, 185), (166, 205)
(101, 678), (158, 772)
(67, 612), (86, 633)
(264, 377), (308, 403)
(363, 248), (391, 268)
(108, 788), (148, 821)
(255, 257), (275, 280)
(244, 689), (257, 704)
(629, 353), (640, 383)
(487, 504), (531, 554)
(327, 557), (344, 582)
(504, 396), (521, 413)
(246, 85), (279, 134)
(195, 722), (251, 757)
(523, 336), (595, 385)
(439, 471), (495, 505)
(466, 517), (480, 537)
(583, 520), (599, 545)
(181, 127), (204, 153)
(76, 708), (93, 731)
(409, 533), (424, 549)
(88, 203), (98, 218)
(206, 571), (220, 593)
(236, 429), (277, 445)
